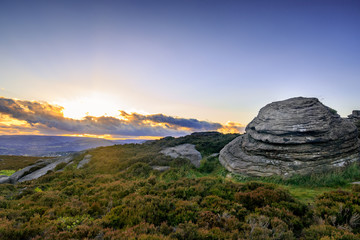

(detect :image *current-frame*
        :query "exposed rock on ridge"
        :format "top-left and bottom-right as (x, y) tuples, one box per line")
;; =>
(0, 153), (84, 184)
(220, 97), (360, 177)
(160, 144), (202, 167)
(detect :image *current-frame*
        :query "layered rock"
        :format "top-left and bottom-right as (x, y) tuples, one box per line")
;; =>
(348, 110), (360, 121)
(348, 111), (360, 137)
(220, 97), (360, 177)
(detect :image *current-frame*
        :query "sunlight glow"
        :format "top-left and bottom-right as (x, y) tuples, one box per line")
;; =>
(54, 93), (125, 119)
(63, 133), (114, 139)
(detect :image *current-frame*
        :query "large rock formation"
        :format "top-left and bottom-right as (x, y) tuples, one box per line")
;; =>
(220, 97), (360, 177)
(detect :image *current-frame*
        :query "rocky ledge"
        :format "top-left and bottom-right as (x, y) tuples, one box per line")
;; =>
(220, 97), (360, 177)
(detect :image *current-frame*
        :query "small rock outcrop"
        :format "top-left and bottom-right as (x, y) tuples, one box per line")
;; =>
(0, 154), (79, 184)
(220, 97), (360, 177)
(17, 155), (74, 182)
(160, 144), (202, 167)
(77, 154), (92, 169)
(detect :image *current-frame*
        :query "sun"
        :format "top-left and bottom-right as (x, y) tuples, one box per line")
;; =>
(53, 92), (124, 119)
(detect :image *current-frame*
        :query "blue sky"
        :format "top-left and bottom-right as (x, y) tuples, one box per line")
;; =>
(0, 0), (359, 138)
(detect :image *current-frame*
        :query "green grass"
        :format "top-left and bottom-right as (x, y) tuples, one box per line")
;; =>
(283, 185), (342, 203)
(0, 169), (16, 176)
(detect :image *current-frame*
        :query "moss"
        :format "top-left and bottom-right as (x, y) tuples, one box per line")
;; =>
(0, 170), (16, 176)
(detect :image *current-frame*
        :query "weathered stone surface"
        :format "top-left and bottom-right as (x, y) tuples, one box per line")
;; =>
(160, 144), (202, 167)
(9, 160), (52, 184)
(77, 154), (92, 169)
(220, 97), (360, 177)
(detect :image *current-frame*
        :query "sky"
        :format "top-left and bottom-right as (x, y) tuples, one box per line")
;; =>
(0, 0), (359, 139)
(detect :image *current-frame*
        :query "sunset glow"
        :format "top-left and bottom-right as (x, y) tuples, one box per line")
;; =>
(54, 93), (126, 119)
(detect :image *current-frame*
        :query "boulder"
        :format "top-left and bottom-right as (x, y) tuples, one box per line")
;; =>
(160, 144), (202, 167)
(220, 97), (360, 177)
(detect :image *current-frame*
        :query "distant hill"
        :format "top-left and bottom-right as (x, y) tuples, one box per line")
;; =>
(0, 135), (144, 156)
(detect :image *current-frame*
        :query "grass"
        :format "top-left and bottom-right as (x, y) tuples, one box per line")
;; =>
(261, 162), (360, 187)
(283, 185), (342, 203)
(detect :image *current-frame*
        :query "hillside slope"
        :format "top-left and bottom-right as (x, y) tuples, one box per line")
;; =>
(0, 132), (359, 239)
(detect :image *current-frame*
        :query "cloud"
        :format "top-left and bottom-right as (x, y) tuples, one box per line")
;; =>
(119, 111), (223, 131)
(0, 97), (244, 138)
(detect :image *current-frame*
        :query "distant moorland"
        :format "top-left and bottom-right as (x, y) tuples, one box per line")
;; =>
(0, 135), (144, 156)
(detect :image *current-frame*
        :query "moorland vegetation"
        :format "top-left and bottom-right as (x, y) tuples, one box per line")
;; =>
(0, 131), (360, 239)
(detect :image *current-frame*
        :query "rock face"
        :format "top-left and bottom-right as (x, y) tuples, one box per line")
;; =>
(160, 144), (202, 167)
(220, 97), (360, 177)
